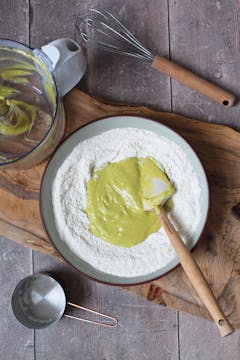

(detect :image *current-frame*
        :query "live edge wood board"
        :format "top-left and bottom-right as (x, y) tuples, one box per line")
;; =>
(1, 88), (240, 329)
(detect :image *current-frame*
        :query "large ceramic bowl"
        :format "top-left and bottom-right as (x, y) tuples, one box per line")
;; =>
(40, 116), (209, 285)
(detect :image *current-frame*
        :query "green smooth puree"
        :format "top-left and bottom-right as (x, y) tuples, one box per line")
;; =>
(0, 48), (55, 137)
(86, 156), (174, 248)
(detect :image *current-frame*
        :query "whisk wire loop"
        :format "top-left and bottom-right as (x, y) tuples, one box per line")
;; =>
(76, 8), (154, 62)
(105, 10), (153, 58)
(76, 8), (236, 107)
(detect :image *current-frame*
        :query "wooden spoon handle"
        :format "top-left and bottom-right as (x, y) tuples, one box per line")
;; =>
(156, 207), (234, 337)
(152, 55), (235, 106)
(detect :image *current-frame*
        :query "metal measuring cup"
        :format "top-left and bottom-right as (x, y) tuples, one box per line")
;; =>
(11, 274), (118, 329)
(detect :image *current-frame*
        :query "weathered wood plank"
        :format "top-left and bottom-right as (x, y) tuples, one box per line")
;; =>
(1, 1), (239, 359)
(28, 0), (91, 96)
(169, 0), (240, 129)
(29, 0), (90, 48)
(1, 88), (240, 329)
(33, 251), (178, 360)
(0, 1), (34, 360)
(29, 1), (178, 358)
(0, 0), (29, 43)
(179, 312), (240, 360)
(82, 0), (171, 111)
(0, 237), (34, 360)
(169, 1), (240, 356)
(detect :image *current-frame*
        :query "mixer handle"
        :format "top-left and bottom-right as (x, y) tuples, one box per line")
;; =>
(41, 38), (87, 97)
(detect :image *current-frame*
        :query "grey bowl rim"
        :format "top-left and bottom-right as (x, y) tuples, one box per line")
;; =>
(39, 114), (210, 286)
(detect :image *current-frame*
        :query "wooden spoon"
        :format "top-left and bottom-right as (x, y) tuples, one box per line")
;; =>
(155, 206), (234, 337)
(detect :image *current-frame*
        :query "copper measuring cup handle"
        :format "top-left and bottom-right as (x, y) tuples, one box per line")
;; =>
(64, 301), (118, 328)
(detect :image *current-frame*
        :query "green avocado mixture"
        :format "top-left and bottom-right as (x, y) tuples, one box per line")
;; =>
(86, 156), (174, 248)
(0, 48), (55, 137)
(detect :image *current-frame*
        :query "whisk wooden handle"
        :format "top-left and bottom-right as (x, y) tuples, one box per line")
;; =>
(156, 207), (234, 337)
(152, 55), (235, 106)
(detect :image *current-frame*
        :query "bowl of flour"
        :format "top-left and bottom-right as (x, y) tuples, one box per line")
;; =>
(40, 116), (209, 285)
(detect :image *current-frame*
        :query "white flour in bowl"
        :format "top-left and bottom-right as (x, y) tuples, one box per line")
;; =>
(52, 128), (201, 277)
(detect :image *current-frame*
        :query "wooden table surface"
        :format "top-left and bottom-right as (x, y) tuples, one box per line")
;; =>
(1, 1), (240, 359)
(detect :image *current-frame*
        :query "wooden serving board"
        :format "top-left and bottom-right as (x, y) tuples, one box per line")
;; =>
(1, 88), (240, 329)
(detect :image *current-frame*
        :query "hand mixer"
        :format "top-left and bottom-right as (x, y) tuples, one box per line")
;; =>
(76, 9), (235, 106)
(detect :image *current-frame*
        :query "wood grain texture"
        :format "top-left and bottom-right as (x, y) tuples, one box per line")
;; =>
(0, 238), (34, 360)
(28, 2), (179, 358)
(1, 88), (240, 330)
(0, 2), (34, 360)
(156, 207), (234, 337)
(81, 0), (171, 111)
(1, 2), (240, 359)
(0, 0), (29, 43)
(29, 0), (90, 48)
(179, 312), (240, 360)
(169, 0), (240, 128)
(152, 55), (235, 106)
(33, 251), (178, 360)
